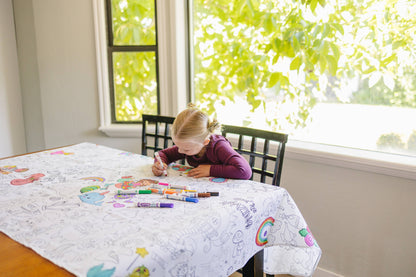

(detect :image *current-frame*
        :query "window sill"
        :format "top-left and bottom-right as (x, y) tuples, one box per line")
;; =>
(99, 124), (142, 138)
(99, 124), (416, 180)
(286, 140), (416, 180)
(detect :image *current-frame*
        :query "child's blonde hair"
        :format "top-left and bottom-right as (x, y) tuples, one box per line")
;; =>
(172, 103), (220, 143)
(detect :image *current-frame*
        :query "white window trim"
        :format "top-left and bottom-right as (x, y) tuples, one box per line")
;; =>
(92, 0), (416, 180)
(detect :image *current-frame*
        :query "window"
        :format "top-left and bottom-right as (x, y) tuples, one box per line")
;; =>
(93, 0), (415, 178)
(190, 0), (416, 158)
(94, 0), (187, 136)
(106, 0), (158, 122)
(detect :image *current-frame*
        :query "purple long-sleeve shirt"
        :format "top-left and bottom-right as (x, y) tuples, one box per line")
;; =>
(158, 134), (252, 180)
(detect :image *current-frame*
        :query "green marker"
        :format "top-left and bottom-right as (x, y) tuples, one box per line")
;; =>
(117, 189), (152, 195)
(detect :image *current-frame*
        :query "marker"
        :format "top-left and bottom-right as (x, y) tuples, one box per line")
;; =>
(158, 182), (170, 187)
(180, 192), (211, 198)
(205, 191), (219, 196)
(164, 194), (199, 203)
(150, 188), (177, 195)
(117, 189), (152, 195)
(170, 184), (192, 190)
(151, 183), (170, 189)
(136, 202), (174, 208)
(154, 152), (167, 176)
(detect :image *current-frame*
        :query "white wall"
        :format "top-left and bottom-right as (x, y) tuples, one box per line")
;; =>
(5, 1), (416, 276)
(282, 158), (416, 276)
(13, 0), (139, 153)
(0, 0), (26, 157)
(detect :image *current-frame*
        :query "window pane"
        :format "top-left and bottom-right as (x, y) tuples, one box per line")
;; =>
(111, 0), (156, 46)
(113, 52), (158, 122)
(191, 0), (416, 157)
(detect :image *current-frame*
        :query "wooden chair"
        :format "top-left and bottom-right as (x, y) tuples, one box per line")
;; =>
(141, 114), (176, 156)
(222, 124), (288, 277)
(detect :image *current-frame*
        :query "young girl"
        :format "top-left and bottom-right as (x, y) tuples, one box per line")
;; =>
(152, 104), (252, 179)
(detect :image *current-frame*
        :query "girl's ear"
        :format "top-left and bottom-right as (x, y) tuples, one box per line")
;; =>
(203, 138), (210, 146)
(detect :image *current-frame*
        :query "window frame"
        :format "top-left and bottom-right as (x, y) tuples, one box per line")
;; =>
(93, 0), (188, 137)
(92, 0), (416, 180)
(105, 0), (160, 124)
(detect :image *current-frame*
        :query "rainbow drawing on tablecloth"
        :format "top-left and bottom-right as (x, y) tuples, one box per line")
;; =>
(255, 217), (275, 246)
(81, 177), (106, 182)
(80, 185), (101, 193)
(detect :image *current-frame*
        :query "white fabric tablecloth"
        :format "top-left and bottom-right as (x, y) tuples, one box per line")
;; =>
(0, 143), (321, 277)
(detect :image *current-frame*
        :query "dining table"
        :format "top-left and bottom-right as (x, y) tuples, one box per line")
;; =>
(0, 142), (321, 277)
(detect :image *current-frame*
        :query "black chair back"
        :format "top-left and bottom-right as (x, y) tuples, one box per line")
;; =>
(141, 114), (176, 156)
(222, 124), (288, 186)
(141, 114), (185, 165)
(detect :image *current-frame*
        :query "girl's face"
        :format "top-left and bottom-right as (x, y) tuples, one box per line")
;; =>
(173, 138), (209, 156)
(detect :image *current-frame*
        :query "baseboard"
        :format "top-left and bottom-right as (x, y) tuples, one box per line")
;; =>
(313, 267), (344, 277)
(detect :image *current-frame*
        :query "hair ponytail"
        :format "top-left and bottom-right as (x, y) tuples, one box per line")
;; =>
(207, 119), (220, 133)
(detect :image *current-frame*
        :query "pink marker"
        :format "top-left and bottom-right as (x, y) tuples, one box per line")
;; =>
(154, 152), (167, 176)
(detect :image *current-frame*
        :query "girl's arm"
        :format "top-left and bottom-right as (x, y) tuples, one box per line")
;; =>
(209, 140), (252, 179)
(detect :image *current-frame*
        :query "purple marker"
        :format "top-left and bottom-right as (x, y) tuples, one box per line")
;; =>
(137, 202), (174, 208)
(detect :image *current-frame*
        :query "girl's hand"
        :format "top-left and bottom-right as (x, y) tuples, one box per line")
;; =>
(187, 165), (211, 178)
(152, 160), (167, 176)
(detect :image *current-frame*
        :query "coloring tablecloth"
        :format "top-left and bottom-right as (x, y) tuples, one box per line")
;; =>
(0, 143), (321, 277)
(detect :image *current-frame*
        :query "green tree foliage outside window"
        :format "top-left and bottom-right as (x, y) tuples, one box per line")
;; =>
(191, 0), (416, 154)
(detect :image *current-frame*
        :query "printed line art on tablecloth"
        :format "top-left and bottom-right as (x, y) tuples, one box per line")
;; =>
(0, 165), (29, 174)
(170, 164), (193, 173)
(50, 150), (74, 155)
(81, 177), (106, 182)
(86, 263), (115, 277)
(129, 265), (150, 277)
(115, 177), (158, 190)
(78, 191), (109, 206)
(10, 173), (45, 186)
(127, 248), (150, 277)
(78, 177), (160, 207)
(299, 226), (318, 247)
(209, 177), (228, 183)
(80, 185), (101, 193)
(119, 151), (134, 156)
(112, 194), (135, 208)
